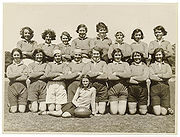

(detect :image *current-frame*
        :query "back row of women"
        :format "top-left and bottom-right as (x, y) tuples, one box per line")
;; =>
(6, 22), (175, 117)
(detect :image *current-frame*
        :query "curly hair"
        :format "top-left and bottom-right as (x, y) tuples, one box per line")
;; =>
(60, 31), (72, 41)
(153, 25), (167, 36)
(76, 24), (88, 33)
(11, 48), (23, 59)
(41, 29), (56, 40)
(131, 29), (144, 40)
(96, 22), (108, 33)
(20, 27), (34, 39)
(115, 31), (125, 38)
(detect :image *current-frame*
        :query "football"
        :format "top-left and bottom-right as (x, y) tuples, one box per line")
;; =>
(74, 107), (92, 118)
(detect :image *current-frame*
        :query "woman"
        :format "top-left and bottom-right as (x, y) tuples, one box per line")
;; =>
(83, 46), (108, 114)
(107, 48), (131, 115)
(6, 48), (28, 113)
(128, 50), (149, 115)
(28, 48), (47, 113)
(149, 48), (173, 115)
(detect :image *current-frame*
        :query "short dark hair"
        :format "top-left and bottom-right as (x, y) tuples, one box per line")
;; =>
(60, 31), (72, 41)
(42, 29), (56, 40)
(153, 25), (167, 36)
(11, 48), (23, 59)
(20, 27), (34, 39)
(76, 24), (88, 33)
(131, 29), (144, 40)
(32, 48), (46, 61)
(96, 22), (108, 33)
(111, 48), (123, 60)
(131, 51), (146, 64)
(115, 31), (125, 38)
(79, 74), (92, 88)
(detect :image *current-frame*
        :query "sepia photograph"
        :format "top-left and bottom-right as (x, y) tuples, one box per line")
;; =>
(2, 2), (178, 134)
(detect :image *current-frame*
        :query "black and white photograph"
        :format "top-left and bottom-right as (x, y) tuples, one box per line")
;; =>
(2, 2), (178, 134)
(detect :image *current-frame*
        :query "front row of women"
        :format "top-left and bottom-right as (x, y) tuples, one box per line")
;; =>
(6, 46), (173, 117)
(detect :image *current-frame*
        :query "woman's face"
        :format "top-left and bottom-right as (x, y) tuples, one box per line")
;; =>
(98, 28), (107, 37)
(23, 29), (31, 41)
(133, 52), (142, 64)
(155, 51), (163, 62)
(74, 52), (82, 62)
(82, 78), (90, 88)
(35, 52), (43, 62)
(45, 33), (52, 44)
(114, 51), (122, 62)
(61, 35), (69, 45)
(92, 49), (100, 62)
(13, 51), (21, 63)
(78, 27), (86, 38)
(134, 32), (142, 42)
(154, 29), (163, 41)
(54, 53), (62, 63)
(115, 33), (124, 43)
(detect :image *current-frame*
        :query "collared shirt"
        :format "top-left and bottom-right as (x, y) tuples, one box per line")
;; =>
(108, 42), (131, 59)
(37, 43), (57, 57)
(67, 60), (85, 80)
(130, 61), (149, 79)
(108, 61), (130, 74)
(45, 61), (69, 79)
(71, 37), (92, 55)
(74, 87), (96, 109)
(149, 61), (172, 79)
(130, 41), (148, 58)
(148, 39), (174, 56)
(17, 40), (37, 52)
(90, 36), (112, 56)
(28, 61), (47, 80)
(56, 43), (73, 57)
(83, 60), (107, 75)
(6, 60), (28, 81)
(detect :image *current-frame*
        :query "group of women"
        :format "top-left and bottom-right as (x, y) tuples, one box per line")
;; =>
(6, 22), (175, 117)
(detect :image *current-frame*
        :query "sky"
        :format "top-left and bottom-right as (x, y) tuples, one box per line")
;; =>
(3, 3), (178, 52)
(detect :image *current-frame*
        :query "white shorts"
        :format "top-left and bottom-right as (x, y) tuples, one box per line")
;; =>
(46, 81), (67, 105)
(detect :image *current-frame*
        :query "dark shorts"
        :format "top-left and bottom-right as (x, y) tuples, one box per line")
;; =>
(93, 81), (108, 103)
(62, 102), (76, 116)
(150, 82), (170, 109)
(67, 81), (80, 102)
(108, 81), (128, 101)
(128, 83), (148, 105)
(28, 80), (47, 102)
(8, 82), (27, 106)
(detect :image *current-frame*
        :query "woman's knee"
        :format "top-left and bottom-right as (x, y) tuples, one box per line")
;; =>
(153, 105), (161, 115)
(48, 104), (55, 111)
(98, 102), (106, 114)
(31, 101), (38, 112)
(139, 105), (147, 115)
(18, 105), (26, 113)
(161, 107), (168, 115)
(39, 102), (46, 111)
(10, 106), (17, 113)
(128, 102), (137, 115)
(118, 100), (127, 115)
(110, 101), (118, 114)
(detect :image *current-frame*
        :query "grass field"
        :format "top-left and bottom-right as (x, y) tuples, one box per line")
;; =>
(3, 79), (176, 133)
